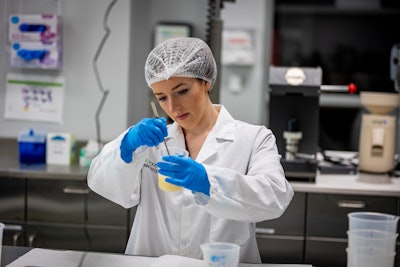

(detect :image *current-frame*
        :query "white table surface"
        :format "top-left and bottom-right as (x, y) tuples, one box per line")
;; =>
(5, 248), (313, 267)
(291, 171), (400, 197)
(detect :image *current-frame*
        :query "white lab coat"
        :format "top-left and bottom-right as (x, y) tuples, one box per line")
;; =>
(87, 105), (294, 263)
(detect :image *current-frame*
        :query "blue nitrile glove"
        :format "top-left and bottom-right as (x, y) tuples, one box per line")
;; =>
(157, 156), (210, 196)
(120, 117), (167, 163)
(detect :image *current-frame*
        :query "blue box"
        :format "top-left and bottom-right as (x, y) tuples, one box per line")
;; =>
(18, 129), (46, 164)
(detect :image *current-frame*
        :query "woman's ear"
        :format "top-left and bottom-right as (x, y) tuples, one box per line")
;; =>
(205, 81), (212, 92)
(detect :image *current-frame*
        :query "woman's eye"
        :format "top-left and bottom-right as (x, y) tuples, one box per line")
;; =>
(177, 88), (189, 95)
(157, 96), (167, 102)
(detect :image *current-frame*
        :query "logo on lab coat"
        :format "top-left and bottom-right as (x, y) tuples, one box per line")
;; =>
(143, 158), (158, 174)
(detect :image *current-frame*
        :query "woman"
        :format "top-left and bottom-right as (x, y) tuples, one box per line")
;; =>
(87, 37), (294, 263)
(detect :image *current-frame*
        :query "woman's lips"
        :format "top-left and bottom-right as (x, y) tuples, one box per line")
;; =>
(176, 113), (189, 121)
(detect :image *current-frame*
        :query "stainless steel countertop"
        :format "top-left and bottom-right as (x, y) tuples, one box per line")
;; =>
(1, 138), (399, 196)
(0, 138), (88, 181)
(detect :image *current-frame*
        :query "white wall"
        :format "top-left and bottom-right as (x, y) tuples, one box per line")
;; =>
(220, 0), (274, 126)
(0, 0), (273, 143)
(0, 0), (131, 142)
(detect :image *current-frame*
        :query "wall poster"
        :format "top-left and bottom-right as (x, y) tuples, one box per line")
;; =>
(4, 73), (65, 123)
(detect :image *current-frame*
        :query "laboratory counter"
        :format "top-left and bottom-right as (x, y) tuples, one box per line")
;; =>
(0, 245), (312, 267)
(0, 138), (399, 195)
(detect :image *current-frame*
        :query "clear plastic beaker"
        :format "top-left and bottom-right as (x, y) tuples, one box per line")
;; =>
(0, 223), (4, 265)
(346, 247), (395, 267)
(347, 230), (398, 252)
(157, 147), (189, 192)
(348, 212), (399, 234)
(201, 242), (240, 267)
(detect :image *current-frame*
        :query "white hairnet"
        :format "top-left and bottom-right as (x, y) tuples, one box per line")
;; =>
(144, 37), (217, 89)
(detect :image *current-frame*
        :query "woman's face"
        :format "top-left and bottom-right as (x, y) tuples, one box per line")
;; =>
(151, 77), (211, 130)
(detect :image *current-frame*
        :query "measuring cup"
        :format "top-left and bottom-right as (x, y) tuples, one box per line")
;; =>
(201, 242), (240, 267)
(157, 147), (188, 192)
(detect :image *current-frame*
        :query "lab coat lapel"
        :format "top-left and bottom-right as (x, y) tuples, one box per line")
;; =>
(165, 123), (186, 148)
(163, 105), (236, 163)
(196, 105), (235, 163)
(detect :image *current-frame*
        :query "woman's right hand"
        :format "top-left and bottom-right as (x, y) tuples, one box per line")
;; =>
(120, 117), (168, 163)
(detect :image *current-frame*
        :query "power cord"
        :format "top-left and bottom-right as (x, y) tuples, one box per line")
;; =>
(85, 0), (118, 251)
(92, 0), (118, 146)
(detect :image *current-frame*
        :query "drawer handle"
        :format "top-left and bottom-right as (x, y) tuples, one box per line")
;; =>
(4, 224), (23, 231)
(337, 200), (366, 209)
(13, 232), (22, 246)
(28, 234), (37, 247)
(63, 187), (90, 194)
(255, 227), (276, 235)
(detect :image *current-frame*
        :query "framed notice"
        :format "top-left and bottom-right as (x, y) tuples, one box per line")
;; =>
(222, 28), (255, 66)
(153, 22), (192, 47)
(4, 73), (65, 123)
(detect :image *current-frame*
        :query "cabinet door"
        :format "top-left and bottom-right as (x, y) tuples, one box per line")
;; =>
(306, 193), (399, 267)
(0, 177), (26, 246)
(0, 177), (25, 222)
(256, 192), (306, 263)
(307, 193), (398, 238)
(25, 223), (126, 253)
(27, 179), (86, 223)
(305, 239), (347, 267)
(88, 189), (129, 227)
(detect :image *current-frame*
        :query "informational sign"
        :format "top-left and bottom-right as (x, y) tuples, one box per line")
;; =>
(153, 23), (192, 46)
(222, 29), (255, 66)
(4, 73), (65, 123)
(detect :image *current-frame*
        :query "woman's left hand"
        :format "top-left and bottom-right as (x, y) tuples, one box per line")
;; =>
(157, 156), (210, 196)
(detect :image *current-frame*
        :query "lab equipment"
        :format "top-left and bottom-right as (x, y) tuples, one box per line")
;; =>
(46, 132), (76, 165)
(120, 118), (167, 163)
(358, 92), (399, 173)
(201, 242), (240, 267)
(157, 153), (210, 196)
(79, 139), (101, 167)
(144, 37), (217, 88)
(157, 147), (188, 192)
(390, 43), (400, 91)
(11, 41), (61, 69)
(18, 128), (46, 164)
(347, 230), (398, 253)
(268, 66), (322, 182)
(346, 247), (395, 267)
(9, 14), (61, 42)
(8, 14), (62, 69)
(347, 212), (399, 267)
(348, 212), (399, 233)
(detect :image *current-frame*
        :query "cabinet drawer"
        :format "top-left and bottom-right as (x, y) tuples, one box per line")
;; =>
(307, 193), (398, 238)
(0, 177), (25, 221)
(257, 235), (304, 264)
(256, 192), (305, 236)
(27, 179), (87, 223)
(305, 238), (347, 267)
(26, 223), (126, 252)
(88, 190), (129, 227)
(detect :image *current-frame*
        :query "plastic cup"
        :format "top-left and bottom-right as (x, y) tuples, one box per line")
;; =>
(346, 247), (395, 267)
(348, 212), (399, 233)
(201, 242), (240, 267)
(0, 223), (4, 265)
(157, 147), (189, 192)
(347, 230), (398, 252)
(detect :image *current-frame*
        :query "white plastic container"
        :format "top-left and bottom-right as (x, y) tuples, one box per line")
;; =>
(347, 230), (398, 252)
(346, 247), (395, 267)
(201, 242), (240, 267)
(348, 212), (399, 234)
